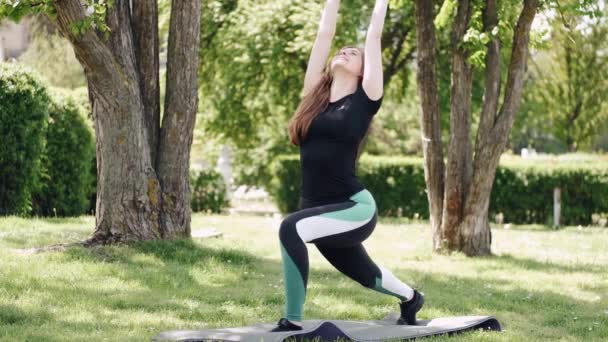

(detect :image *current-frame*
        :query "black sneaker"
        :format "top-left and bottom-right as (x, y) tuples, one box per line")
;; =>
(397, 289), (425, 325)
(270, 318), (303, 332)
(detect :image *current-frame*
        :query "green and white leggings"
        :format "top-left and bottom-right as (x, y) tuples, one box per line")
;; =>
(278, 188), (414, 322)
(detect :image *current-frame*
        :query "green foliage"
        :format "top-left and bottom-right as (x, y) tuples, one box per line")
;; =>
(435, 0), (456, 29)
(0, 64), (94, 217)
(270, 154), (608, 226)
(195, 0), (416, 190)
(30, 87), (96, 217)
(429, 0), (605, 155)
(364, 73), (422, 156)
(540, 0), (604, 18)
(0, 0), (113, 40)
(269, 154), (429, 217)
(0, 0), (56, 22)
(0, 63), (51, 216)
(65, 86), (92, 120)
(199, 0), (328, 150)
(65, 0), (114, 40)
(513, 1), (608, 152)
(493, 154), (608, 225)
(460, 0), (489, 68)
(268, 155), (301, 214)
(60, 87), (95, 215)
(190, 168), (230, 214)
(17, 27), (86, 89)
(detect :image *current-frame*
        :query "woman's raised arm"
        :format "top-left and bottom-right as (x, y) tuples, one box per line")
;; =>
(301, 0), (341, 98)
(362, 0), (388, 101)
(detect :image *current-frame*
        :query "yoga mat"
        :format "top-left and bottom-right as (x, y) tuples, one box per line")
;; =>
(152, 311), (502, 341)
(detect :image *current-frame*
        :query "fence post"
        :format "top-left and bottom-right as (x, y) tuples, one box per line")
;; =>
(553, 187), (561, 228)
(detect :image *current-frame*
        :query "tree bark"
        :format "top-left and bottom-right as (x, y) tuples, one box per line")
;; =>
(51, 0), (202, 244)
(413, 0), (539, 256)
(440, 0), (474, 252)
(414, 0), (445, 251)
(460, 0), (539, 256)
(131, 0), (161, 168)
(157, 0), (202, 238)
(53, 0), (161, 243)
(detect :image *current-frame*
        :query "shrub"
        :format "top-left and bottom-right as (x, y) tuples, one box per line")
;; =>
(268, 155), (301, 214)
(64, 86), (96, 214)
(31, 87), (96, 217)
(270, 154), (608, 226)
(190, 168), (230, 214)
(0, 63), (51, 215)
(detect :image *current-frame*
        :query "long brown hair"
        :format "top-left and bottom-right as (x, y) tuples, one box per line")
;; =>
(288, 45), (365, 146)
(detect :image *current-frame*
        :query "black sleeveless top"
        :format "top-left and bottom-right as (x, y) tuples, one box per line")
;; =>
(299, 82), (383, 207)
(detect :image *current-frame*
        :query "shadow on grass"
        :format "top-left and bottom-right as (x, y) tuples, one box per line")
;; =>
(4, 237), (604, 341)
(313, 267), (605, 341)
(0, 304), (51, 326)
(496, 223), (606, 233)
(487, 253), (606, 275)
(112, 239), (607, 340)
(56, 238), (330, 323)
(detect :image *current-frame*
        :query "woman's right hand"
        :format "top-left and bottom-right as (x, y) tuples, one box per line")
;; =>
(317, 0), (340, 36)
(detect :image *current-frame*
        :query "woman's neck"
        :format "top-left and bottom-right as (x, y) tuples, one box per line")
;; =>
(329, 73), (359, 102)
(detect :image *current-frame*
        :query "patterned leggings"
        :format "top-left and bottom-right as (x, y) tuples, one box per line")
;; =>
(278, 188), (413, 321)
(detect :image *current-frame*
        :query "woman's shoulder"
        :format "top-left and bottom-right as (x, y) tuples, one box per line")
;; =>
(354, 82), (383, 116)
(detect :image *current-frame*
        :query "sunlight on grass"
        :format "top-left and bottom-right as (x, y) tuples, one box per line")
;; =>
(1, 213), (607, 341)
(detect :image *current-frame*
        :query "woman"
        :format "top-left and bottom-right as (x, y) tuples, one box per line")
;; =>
(271, 0), (424, 332)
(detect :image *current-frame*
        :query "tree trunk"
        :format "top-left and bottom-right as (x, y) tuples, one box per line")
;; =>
(413, 0), (539, 256)
(439, 0), (474, 252)
(54, 0), (160, 243)
(132, 0), (161, 168)
(414, 0), (445, 250)
(157, 0), (202, 238)
(52, 0), (202, 244)
(460, 0), (539, 256)
(458, 0), (501, 256)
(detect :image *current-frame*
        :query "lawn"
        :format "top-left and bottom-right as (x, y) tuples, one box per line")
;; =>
(0, 214), (606, 341)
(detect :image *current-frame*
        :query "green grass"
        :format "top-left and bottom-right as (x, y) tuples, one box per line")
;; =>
(1, 214), (607, 341)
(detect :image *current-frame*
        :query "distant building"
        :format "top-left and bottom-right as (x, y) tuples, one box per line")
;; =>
(0, 17), (33, 61)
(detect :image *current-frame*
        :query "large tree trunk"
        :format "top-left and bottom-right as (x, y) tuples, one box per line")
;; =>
(54, 0), (161, 243)
(460, 0), (539, 256)
(52, 0), (202, 244)
(157, 0), (202, 238)
(414, 0), (445, 250)
(458, 0), (502, 257)
(414, 0), (539, 256)
(440, 0), (474, 252)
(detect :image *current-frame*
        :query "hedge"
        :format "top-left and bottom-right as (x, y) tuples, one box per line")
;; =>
(30, 87), (96, 217)
(269, 154), (608, 226)
(190, 168), (230, 214)
(0, 63), (51, 215)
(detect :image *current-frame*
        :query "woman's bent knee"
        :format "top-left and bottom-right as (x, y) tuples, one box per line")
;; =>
(279, 216), (296, 240)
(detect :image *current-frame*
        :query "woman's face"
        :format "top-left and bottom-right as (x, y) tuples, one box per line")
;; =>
(330, 47), (362, 77)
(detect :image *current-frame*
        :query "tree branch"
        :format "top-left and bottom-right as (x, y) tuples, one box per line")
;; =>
(414, 0), (445, 249)
(131, 0), (161, 166)
(384, 26), (411, 86)
(52, 0), (125, 97)
(476, 0), (500, 152)
(494, 0), (539, 135)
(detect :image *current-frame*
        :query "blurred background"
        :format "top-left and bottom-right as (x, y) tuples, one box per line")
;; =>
(1, 0), (606, 224)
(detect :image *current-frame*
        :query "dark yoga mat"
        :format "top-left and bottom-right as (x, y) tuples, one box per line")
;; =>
(152, 311), (502, 341)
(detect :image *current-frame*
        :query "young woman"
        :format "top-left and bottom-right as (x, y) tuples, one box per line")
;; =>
(271, 0), (424, 332)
